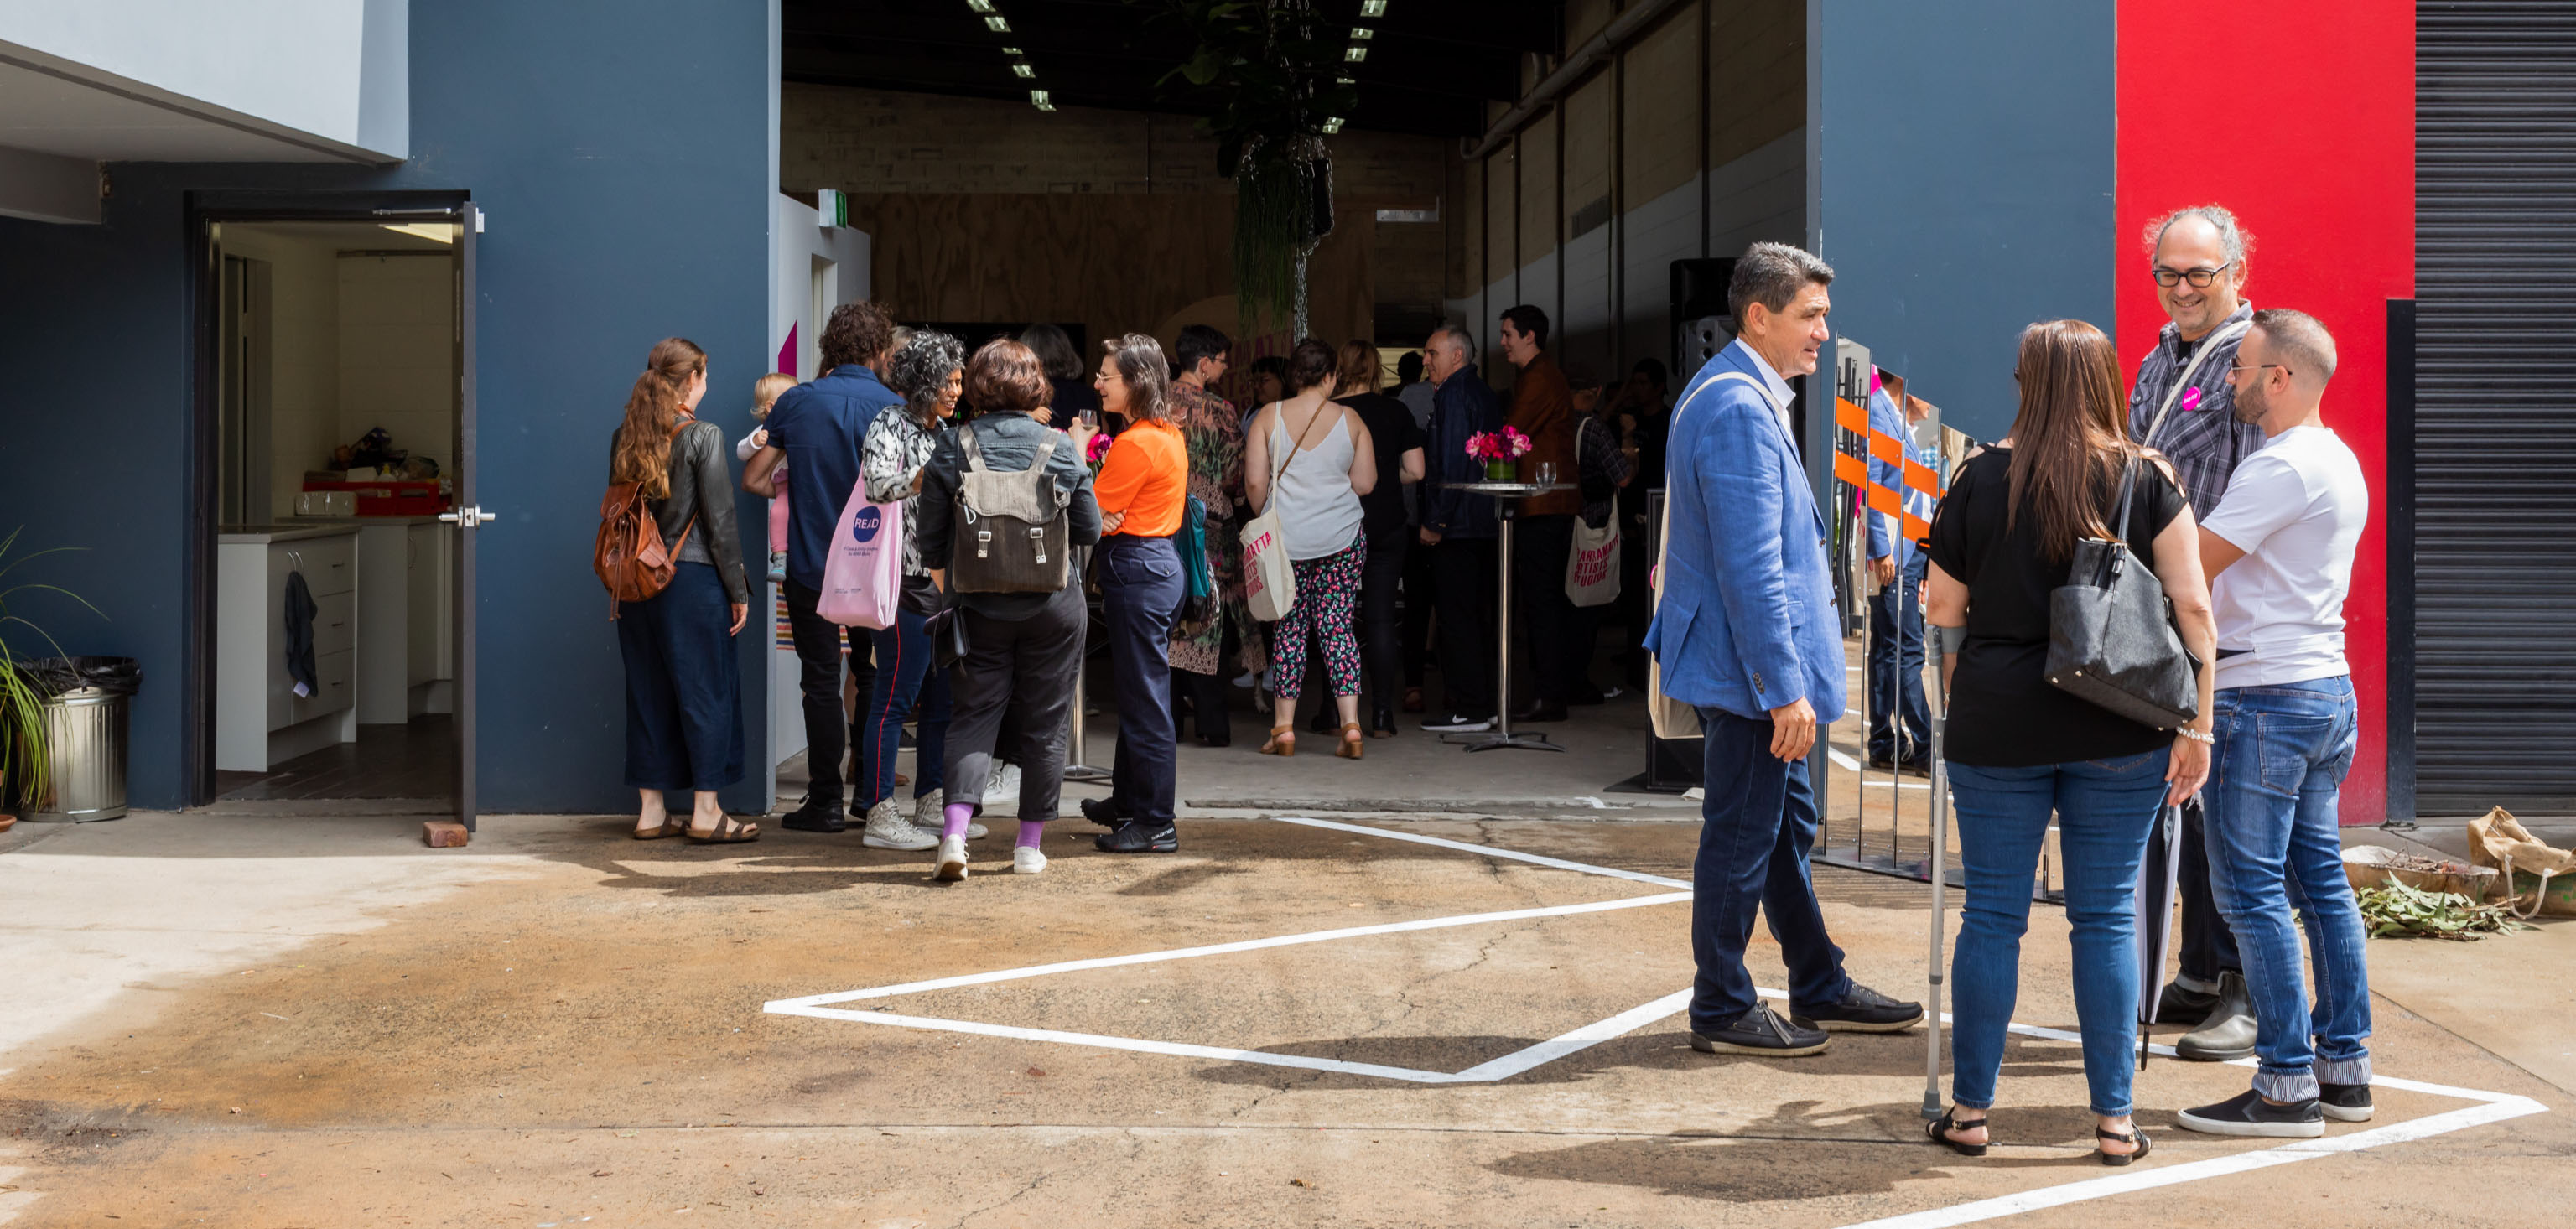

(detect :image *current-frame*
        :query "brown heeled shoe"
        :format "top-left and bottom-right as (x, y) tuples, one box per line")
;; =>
(1336, 721), (1364, 760)
(1260, 724), (1296, 756)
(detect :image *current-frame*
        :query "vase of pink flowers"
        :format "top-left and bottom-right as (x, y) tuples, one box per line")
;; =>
(1465, 427), (1531, 481)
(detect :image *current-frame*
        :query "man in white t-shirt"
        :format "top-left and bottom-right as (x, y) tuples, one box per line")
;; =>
(2175, 309), (2373, 1142)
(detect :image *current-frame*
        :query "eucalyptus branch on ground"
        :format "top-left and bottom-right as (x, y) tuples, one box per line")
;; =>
(2355, 880), (2532, 941)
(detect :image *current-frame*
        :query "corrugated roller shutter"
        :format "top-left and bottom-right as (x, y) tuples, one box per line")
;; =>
(2418, 2), (2576, 815)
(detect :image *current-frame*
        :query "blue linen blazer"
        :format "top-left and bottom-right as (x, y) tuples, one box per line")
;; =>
(1643, 344), (1847, 722)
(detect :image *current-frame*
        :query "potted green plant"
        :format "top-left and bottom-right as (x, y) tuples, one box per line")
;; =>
(0, 529), (98, 824)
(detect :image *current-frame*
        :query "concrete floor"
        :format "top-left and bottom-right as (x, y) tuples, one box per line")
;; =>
(1, 793), (2568, 1228)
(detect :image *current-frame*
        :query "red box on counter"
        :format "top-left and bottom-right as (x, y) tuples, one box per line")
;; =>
(301, 479), (451, 516)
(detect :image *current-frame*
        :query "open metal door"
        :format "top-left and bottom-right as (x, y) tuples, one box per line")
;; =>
(446, 204), (485, 831)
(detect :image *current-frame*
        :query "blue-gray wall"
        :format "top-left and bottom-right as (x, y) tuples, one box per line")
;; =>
(0, 0), (776, 813)
(1811, 0), (2115, 440)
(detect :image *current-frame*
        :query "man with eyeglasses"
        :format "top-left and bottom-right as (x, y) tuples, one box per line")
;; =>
(2128, 204), (2268, 1063)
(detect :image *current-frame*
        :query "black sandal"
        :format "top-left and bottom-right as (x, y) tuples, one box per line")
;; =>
(2096, 1124), (2150, 1166)
(1927, 1109), (1988, 1157)
(686, 815), (761, 844)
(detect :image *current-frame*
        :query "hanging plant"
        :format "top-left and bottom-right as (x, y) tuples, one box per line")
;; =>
(1144, 1), (1356, 334)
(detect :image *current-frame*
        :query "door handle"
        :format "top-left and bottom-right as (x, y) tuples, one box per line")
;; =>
(439, 506), (496, 529)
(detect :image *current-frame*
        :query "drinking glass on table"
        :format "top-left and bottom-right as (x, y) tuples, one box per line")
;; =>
(1535, 460), (1558, 486)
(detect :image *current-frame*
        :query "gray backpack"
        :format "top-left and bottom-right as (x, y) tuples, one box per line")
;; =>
(949, 423), (1071, 594)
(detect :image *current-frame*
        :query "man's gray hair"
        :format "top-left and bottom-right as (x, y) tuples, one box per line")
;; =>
(1727, 241), (1834, 324)
(1429, 324), (1477, 365)
(2250, 308), (2338, 385)
(2144, 204), (2254, 266)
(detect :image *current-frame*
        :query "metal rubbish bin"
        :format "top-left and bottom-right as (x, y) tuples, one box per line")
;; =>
(17, 656), (138, 822)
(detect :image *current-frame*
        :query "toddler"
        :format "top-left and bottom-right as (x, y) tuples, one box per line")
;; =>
(738, 371), (797, 583)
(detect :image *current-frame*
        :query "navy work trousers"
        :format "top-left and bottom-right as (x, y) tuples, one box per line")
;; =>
(618, 561), (745, 793)
(1101, 534), (1184, 825)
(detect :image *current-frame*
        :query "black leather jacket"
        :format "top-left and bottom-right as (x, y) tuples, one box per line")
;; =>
(611, 416), (749, 604)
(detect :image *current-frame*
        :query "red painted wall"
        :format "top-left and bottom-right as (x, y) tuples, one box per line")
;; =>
(2117, 1), (2415, 822)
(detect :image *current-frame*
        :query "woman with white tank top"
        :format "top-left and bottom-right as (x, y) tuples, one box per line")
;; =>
(1244, 339), (1379, 759)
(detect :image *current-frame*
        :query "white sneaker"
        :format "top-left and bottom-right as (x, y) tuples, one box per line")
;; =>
(935, 834), (970, 881)
(914, 790), (986, 839)
(1012, 845), (1048, 875)
(989, 762), (1022, 803)
(860, 798), (937, 850)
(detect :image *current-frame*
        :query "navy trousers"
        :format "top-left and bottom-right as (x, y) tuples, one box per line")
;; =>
(1689, 707), (1852, 1033)
(618, 561), (745, 793)
(1101, 534), (1184, 825)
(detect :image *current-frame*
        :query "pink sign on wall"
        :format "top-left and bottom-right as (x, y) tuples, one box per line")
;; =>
(777, 324), (798, 380)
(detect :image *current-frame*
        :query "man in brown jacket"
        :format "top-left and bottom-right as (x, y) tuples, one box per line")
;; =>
(1499, 303), (1583, 723)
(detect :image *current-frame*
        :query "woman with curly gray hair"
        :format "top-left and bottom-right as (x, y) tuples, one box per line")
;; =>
(848, 329), (978, 846)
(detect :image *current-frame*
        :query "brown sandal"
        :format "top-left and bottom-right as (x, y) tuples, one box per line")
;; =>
(1336, 721), (1365, 760)
(1260, 724), (1296, 756)
(632, 817), (687, 840)
(686, 815), (761, 843)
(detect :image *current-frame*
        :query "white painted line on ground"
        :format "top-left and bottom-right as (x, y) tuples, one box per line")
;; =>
(1275, 815), (1692, 889)
(771, 814), (2550, 1228)
(771, 890), (1694, 1011)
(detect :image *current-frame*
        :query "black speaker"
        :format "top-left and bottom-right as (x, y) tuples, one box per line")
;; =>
(1670, 257), (1735, 320)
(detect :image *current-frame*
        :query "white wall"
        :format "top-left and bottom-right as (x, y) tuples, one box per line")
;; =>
(216, 228), (342, 517)
(336, 252), (457, 469)
(764, 192), (872, 770)
(0, 0), (406, 158)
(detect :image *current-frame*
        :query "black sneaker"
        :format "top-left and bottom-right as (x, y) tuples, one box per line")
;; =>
(1792, 983), (1925, 1033)
(1690, 1006), (1831, 1057)
(1511, 701), (1569, 723)
(2319, 1081), (2374, 1123)
(1422, 712), (1494, 733)
(1079, 796), (1130, 829)
(1095, 820), (1178, 853)
(778, 801), (847, 834)
(2176, 1089), (2325, 1138)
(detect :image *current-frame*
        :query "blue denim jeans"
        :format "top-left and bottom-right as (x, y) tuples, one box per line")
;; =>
(2204, 676), (2370, 1102)
(858, 606), (951, 809)
(1688, 708), (1852, 1033)
(1866, 551), (1931, 761)
(1946, 749), (2166, 1117)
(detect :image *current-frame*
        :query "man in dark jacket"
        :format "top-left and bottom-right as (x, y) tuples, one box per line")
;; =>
(1499, 304), (1582, 722)
(1416, 325), (1503, 732)
(744, 302), (902, 838)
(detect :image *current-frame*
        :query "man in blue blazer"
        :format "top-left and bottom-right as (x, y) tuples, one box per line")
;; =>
(1647, 242), (1924, 1055)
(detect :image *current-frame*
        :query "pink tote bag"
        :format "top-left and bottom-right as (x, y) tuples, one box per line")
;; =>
(815, 476), (904, 630)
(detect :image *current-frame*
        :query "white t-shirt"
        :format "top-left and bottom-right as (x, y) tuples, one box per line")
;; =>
(2199, 426), (2369, 690)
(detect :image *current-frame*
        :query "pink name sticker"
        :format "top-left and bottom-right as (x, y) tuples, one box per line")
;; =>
(2181, 387), (2204, 412)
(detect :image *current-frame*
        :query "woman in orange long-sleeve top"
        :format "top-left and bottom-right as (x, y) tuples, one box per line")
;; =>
(1082, 334), (1192, 853)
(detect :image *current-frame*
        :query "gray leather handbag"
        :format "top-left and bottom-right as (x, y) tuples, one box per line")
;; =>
(2044, 456), (2200, 729)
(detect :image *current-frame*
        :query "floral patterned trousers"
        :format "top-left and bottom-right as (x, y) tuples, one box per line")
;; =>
(1269, 535), (1367, 701)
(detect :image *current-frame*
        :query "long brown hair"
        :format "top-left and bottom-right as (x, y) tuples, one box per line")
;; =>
(1335, 340), (1380, 394)
(610, 337), (706, 499)
(2004, 319), (2135, 563)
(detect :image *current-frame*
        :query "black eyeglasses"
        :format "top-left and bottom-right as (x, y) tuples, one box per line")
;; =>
(2226, 362), (2290, 377)
(2153, 262), (2234, 288)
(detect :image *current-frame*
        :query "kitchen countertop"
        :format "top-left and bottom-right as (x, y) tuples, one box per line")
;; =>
(216, 517), (444, 544)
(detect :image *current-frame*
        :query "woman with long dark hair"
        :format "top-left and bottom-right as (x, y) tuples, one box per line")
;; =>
(1080, 334), (1191, 852)
(1020, 323), (1098, 428)
(1921, 319), (2217, 1164)
(611, 337), (756, 843)
(1244, 339), (1377, 758)
(849, 330), (974, 849)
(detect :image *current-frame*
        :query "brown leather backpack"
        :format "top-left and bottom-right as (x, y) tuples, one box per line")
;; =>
(594, 417), (698, 616)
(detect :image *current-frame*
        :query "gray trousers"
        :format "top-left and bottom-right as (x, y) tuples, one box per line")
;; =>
(942, 582), (1084, 821)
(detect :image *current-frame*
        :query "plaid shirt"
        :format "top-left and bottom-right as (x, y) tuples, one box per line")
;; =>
(2126, 301), (2267, 516)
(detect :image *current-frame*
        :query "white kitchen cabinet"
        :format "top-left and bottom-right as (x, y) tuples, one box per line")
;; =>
(217, 525), (360, 771)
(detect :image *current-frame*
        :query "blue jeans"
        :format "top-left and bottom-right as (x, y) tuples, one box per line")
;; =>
(858, 606), (950, 809)
(1689, 708), (1851, 1033)
(2204, 677), (2370, 1102)
(1947, 749), (2166, 1117)
(1867, 552), (1931, 761)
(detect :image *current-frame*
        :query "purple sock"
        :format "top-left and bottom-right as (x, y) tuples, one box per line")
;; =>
(1016, 820), (1046, 849)
(943, 802), (976, 840)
